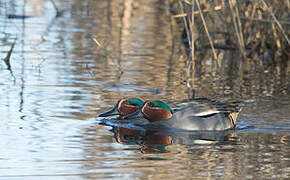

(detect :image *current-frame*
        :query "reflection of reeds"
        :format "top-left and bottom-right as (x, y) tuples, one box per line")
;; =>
(91, 37), (124, 77)
(2, 37), (16, 81)
(49, 0), (64, 17)
(3, 38), (16, 71)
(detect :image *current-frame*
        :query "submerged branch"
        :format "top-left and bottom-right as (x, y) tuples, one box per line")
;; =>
(3, 38), (16, 71)
(3, 38), (17, 81)
(7, 14), (33, 19)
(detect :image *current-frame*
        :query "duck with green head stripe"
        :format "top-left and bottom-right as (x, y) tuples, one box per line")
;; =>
(98, 97), (144, 118)
(137, 99), (241, 131)
(99, 97), (241, 131)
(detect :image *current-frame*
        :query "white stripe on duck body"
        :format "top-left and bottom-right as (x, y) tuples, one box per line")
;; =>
(141, 98), (242, 131)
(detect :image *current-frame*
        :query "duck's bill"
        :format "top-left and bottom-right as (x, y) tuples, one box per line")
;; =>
(98, 105), (119, 117)
(122, 109), (141, 119)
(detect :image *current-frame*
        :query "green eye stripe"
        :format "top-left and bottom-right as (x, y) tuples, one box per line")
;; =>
(127, 98), (144, 107)
(151, 100), (171, 112)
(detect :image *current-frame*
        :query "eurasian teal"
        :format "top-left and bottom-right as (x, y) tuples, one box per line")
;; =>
(125, 98), (241, 131)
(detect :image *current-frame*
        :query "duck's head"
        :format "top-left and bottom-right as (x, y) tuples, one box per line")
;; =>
(141, 100), (173, 122)
(98, 97), (144, 118)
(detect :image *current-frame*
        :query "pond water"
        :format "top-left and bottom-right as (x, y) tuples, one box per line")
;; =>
(0, 0), (289, 179)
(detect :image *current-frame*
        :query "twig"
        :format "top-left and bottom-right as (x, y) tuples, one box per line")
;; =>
(92, 38), (102, 47)
(3, 38), (17, 81)
(4, 38), (16, 71)
(172, 5), (222, 18)
(91, 37), (113, 58)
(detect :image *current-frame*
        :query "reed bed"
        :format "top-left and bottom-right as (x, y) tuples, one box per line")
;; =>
(173, 0), (289, 58)
(171, 0), (289, 98)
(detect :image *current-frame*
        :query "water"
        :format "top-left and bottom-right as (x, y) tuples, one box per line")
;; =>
(0, 0), (289, 179)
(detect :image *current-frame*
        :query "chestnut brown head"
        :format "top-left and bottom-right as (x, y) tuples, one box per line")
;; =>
(98, 97), (144, 118)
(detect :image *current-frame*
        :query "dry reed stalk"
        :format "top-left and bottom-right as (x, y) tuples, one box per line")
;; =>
(172, 13), (188, 18)
(244, 2), (258, 30)
(271, 23), (281, 49)
(234, 1), (245, 48)
(178, 0), (195, 94)
(178, 0), (192, 50)
(92, 38), (102, 47)
(195, 0), (218, 61)
(172, 5), (222, 18)
(186, 0), (195, 93)
(229, 0), (246, 57)
(191, 0), (195, 65)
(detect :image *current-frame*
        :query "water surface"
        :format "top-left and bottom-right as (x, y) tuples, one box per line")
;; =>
(0, 0), (289, 179)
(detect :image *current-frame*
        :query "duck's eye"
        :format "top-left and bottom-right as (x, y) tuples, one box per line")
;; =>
(148, 102), (155, 107)
(124, 100), (132, 105)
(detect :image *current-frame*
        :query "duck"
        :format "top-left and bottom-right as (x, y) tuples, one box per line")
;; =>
(125, 98), (241, 131)
(98, 96), (145, 118)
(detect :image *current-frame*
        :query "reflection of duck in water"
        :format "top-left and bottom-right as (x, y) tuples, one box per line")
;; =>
(112, 125), (237, 153)
(99, 97), (241, 131)
(160, 130), (238, 145)
(112, 126), (172, 153)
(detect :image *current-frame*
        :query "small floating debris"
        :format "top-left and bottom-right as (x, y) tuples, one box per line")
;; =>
(7, 14), (34, 19)
(3, 38), (16, 71)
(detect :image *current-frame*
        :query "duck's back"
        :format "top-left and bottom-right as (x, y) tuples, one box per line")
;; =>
(161, 98), (241, 131)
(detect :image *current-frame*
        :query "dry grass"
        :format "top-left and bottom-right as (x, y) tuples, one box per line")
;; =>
(173, 0), (290, 61)
(171, 0), (289, 98)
